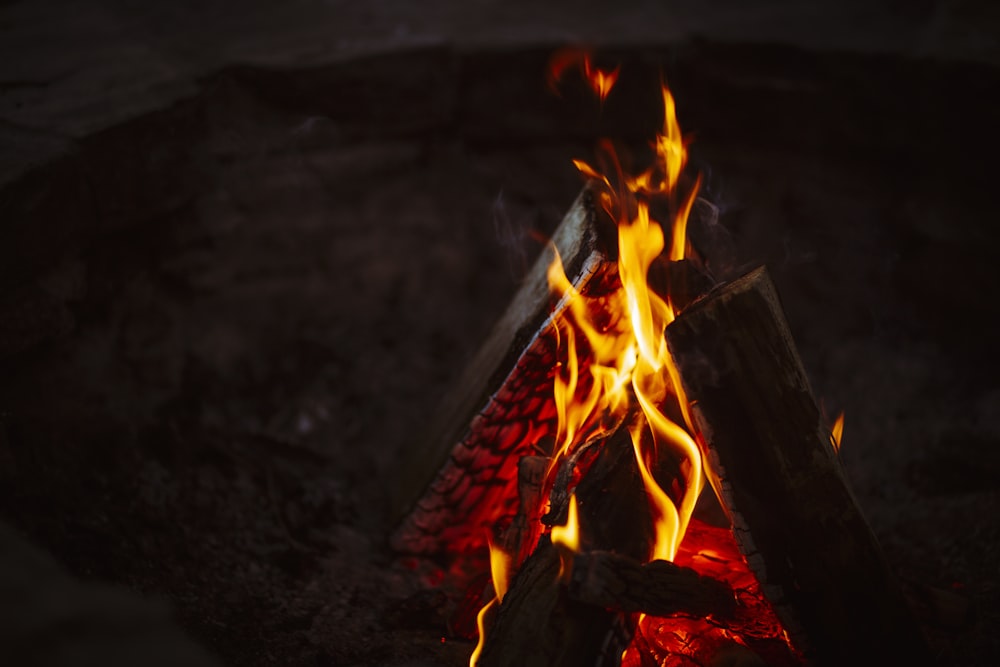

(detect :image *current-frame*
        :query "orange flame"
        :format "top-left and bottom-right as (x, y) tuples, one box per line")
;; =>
(551, 494), (581, 554)
(469, 58), (706, 665)
(551, 494), (581, 581)
(583, 57), (620, 103)
(469, 539), (512, 666)
(548, 48), (620, 103)
(831, 411), (845, 454)
(468, 598), (495, 667)
(546, 73), (703, 562)
(488, 538), (511, 602)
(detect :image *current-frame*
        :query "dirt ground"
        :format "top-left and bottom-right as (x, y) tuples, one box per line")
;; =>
(2, 7), (999, 666)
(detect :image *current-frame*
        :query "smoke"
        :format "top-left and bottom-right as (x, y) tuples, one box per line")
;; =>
(687, 192), (739, 284)
(491, 189), (534, 281)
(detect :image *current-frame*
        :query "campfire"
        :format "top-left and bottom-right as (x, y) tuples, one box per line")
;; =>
(390, 52), (930, 667)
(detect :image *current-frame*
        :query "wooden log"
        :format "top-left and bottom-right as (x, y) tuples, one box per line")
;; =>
(499, 455), (550, 567)
(476, 422), (651, 667)
(568, 550), (735, 619)
(389, 184), (615, 556)
(475, 538), (627, 667)
(663, 265), (931, 666)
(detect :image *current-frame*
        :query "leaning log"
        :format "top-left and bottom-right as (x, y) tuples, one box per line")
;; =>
(389, 184), (614, 556)
(664, 265), (931, 666)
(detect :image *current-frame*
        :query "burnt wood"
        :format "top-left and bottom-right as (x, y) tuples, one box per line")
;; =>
(664, 265), (931, 666)
(499, 455), (550, 567)
(476, 423), (650, 667)
(568, 550), (735, 619)
(389, 184), (615, 556)
(475, 538), (626, 667)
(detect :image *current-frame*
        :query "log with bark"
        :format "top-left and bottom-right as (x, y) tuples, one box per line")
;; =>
(388, 184), (615, 557)
(664, 265), (932, 666)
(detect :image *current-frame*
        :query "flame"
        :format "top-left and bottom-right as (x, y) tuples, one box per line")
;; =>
(551, 494), (581, 554)
(831, 411), (845, 454)
(547, 48), (620, 103)
(468, 597), (496, 667)
(468, 539), (511, 666)
(545, 74), (703, 562)
(468, 58), (708, 664)
(546, 253), (634, 466)
(488, 538), (512, 603)
(583, 57), (620, 103)
(551, 495), (581, 581)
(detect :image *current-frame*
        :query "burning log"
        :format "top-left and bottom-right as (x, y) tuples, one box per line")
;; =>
(475, 538), (629, 667)
(568, 550), (734, 619)
(498, 455), (550, 566)
(476, 413), (753, 667)
(389, 184), (614, 557)
(476, 424), (649, 667)
(664, 265), (932, 666)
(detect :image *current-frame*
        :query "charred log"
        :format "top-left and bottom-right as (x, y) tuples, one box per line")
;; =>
(664, 265), (931, 666)
(477, 423), (651, 667)
(390, 185), (614, 556)
(568, 550), (735, 619)
(498, 455), (551, 567)
(475, 538), (628, 667)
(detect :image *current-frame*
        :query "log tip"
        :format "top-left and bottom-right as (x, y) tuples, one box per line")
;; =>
(678, 264), (771, 317)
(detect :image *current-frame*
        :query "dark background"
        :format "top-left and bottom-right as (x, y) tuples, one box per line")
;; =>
(1, 1), (999, 665)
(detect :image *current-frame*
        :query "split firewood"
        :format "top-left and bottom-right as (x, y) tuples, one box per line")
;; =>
(568, 550), (735, 619)
(476, 423), (652, 667)
(664, 265), (932, 666)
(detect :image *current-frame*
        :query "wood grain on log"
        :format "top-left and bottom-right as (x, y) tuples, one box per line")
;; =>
(664, 265), (931, 666)
(500, 455), (550, 567)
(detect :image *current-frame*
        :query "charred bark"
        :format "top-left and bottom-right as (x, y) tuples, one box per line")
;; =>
(664, 265), (931, 666)
(568, 550), (735, 619)
(498, 455), (550, 567)
(476, 424), (651, 667)
(389, 185), (615, 556)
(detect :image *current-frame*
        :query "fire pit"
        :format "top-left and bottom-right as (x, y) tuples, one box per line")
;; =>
(1, 35), (998, 667)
